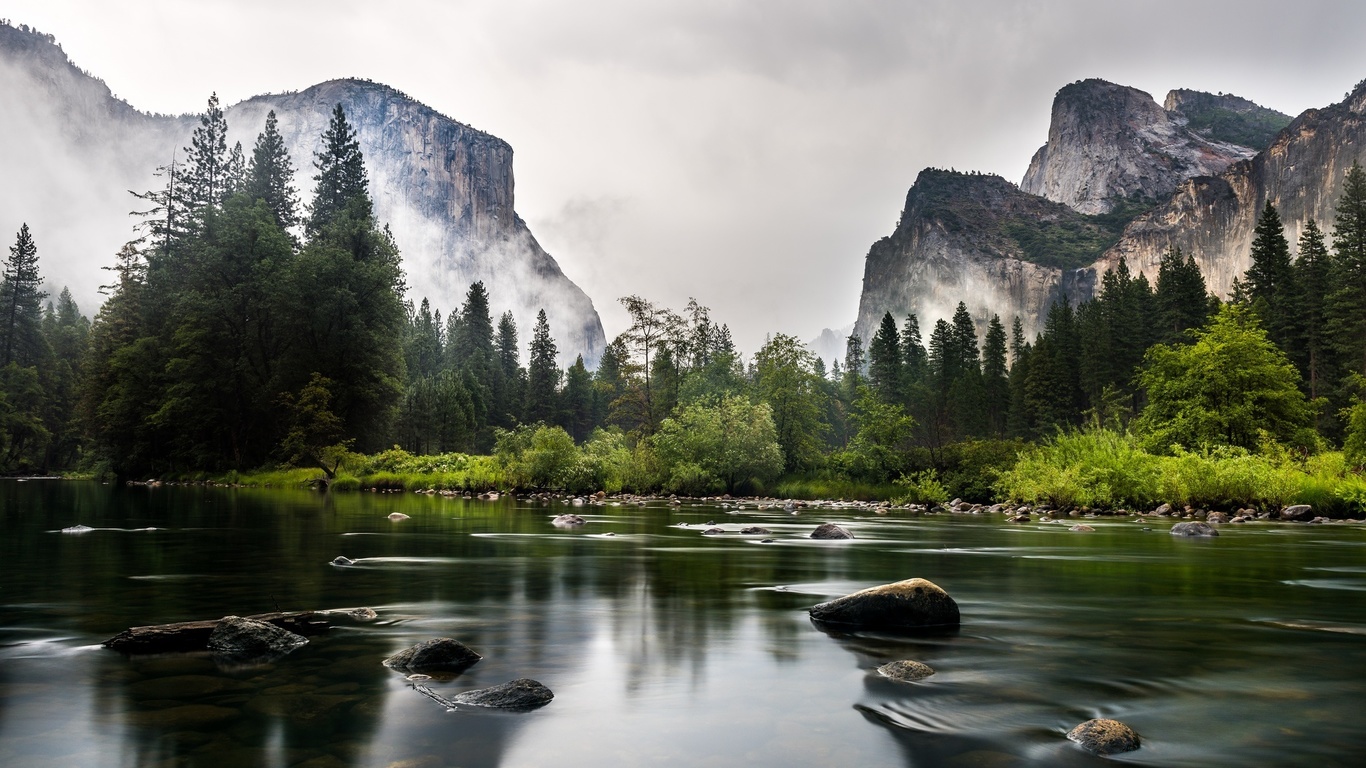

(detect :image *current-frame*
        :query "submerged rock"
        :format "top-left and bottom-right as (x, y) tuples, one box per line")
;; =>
(206, 616), (307, 663)
(877, 660), (935, 682)
(1170, 522), (1218, 537)
(809, 578), (959, 632)
(383, 638), (482, 673)
(1067, 718), (1141, 755)
(451, 678), (554, 709)
(551, 514), (586, 527)
(1280, 504), (1314, 522)
(810, 523), (853, 540)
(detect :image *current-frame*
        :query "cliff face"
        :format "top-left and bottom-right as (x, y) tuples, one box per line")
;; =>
(1095, 81), (1366, 297)
(1021, 79), (1259, 214)
(0, 23), (604, 365)
(853, 170), (1096, 343)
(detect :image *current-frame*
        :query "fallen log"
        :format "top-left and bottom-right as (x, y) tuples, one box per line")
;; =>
(102, 611), (331, 654)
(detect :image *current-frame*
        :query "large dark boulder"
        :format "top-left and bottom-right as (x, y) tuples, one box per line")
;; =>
(206, 616), (308, 662)
(809, 578), (959, 631)
(1067, 718), (1141, 755)
(1170, 522), (1218, 537)
(1280, 504), (1314, 522)
(383, 638), (483, 673)
(810, 523), (853, 539)
(451, 678), (554, 709)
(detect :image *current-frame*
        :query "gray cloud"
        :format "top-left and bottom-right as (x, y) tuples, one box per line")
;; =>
(7, 0), (1366, 353)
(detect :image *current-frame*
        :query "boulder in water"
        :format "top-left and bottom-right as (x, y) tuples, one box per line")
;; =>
(1280, 504), (1314, 522)
(451, 678), (554, 709)
(1067, 718), (1141, 755)
(809, 578), (959, 632)
(207, 616), (307, 663)
(1170, 522), (1218, 537)
(877, 660), (935, 682)
(810, 523), (853, 539)
(383, 638), (482, 673)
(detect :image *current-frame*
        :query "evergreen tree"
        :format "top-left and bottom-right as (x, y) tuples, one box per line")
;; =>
(1293, 219), (1333, 403)
(1153, 248), (1211, 344)
(867, 312), (903, 402)
(181, 93), (230, 219)
(1245, 200), (1296, 349)
(524, 309), (559, 424)
(0, 223), (46, 366)
(982, 314), (1010, 436)
(1329, 161), (1366, 382)
(307, 103), (371, 239)
(246, 110), (300, 230)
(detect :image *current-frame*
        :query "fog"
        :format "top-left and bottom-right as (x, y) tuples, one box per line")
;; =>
(5, 0), (1366, 353)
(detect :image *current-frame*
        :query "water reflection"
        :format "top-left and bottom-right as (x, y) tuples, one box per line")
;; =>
(1, 480), (1365, 766)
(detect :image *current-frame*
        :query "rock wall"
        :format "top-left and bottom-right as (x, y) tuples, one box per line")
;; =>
(1095, 82), (1366, 297)
(0, 23), (605, 366)
(1021, 79), (1256, 214)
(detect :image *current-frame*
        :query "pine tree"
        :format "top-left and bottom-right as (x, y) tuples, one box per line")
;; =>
(867, 312), (903, 402)
(246, 110), (300, 230)
(524, 309), (559, 424)
(1293, 219), (1333, 403)
(181, 93), (230, 219)
(1153, 248), (1210, 344)
(307, 103), (371, 239)
(0, 223), (47, 366)
(1329, 161), (1366, 381)
(1245, 200), (1296, 349)
(982, 314), (1010, 436)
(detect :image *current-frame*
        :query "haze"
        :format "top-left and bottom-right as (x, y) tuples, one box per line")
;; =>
(8, 0), (1366, 353)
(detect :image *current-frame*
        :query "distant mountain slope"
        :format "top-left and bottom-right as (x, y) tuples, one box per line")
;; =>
(0, 22), (605, 365)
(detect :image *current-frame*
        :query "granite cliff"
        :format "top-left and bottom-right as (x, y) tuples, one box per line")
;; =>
(0, 22), (604, 365)
(1020, 79), (1279, 215)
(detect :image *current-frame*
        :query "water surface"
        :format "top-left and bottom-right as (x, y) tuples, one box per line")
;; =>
(1, 480), (1363, 767)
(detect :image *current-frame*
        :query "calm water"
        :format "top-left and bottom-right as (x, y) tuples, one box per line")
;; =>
(1, 481), (1364, 767)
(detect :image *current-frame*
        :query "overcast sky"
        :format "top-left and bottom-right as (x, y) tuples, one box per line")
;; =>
(9, 0), (1366, 352)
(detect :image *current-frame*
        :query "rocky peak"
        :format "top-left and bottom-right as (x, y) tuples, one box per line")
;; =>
(1163, 88), (1292, 150)
(1021, 78), (1257, 214)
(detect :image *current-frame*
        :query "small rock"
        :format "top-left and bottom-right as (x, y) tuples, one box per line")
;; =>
(207, 616), (307, 663)
(387, 512), (410, 521)
(1280, 504), (1314, 522)
(383, 638), (482, 673)
(1069, 524), (1095, 532)
(1067, 718), (1141, 755)
(551, 514), (586, 526)
(810, 523), (853, 539)
(450, 678), (554, 709)
(739, 527), (772, 535)
(877, 660), (935, 682)
(1170, 522), (1219, 537)
(331, 556), (355, 566)
(809, 577), (959, 631)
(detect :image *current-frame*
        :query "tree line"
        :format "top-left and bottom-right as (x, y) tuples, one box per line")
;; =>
(2, 91), (1364, 496)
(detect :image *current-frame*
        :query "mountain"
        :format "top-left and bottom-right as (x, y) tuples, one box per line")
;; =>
(0, 22), (605, 365)
(852, 169), (1105, 342)
(1096, 79), (1366, 297)
(850, 77), (1351, 353)
(1020, 79), (1283, 215)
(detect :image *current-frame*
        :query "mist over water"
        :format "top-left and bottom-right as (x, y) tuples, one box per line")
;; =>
(2, 480), (1364, 766)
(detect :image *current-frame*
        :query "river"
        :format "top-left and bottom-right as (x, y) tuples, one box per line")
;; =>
(1, 480), (1363, 767)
